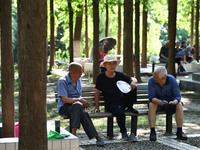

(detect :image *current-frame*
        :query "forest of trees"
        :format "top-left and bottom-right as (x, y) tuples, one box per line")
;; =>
(9, 0), (199, 63)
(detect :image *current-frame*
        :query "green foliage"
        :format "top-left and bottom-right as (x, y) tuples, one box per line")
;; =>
(54, 49), (69, 62)
(11, 0), (196, 63)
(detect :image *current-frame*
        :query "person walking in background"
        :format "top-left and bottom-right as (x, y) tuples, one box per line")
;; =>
(56, 62), (104, 146)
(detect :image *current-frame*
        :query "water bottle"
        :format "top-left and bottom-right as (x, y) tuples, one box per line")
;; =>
(55, 120), (60, 133)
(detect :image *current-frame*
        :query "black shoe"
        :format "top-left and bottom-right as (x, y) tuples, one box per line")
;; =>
(127, 107), (138, 114)
(150, 132), (157, 141)
(122, 132), (129, 140)
(176, 132), (188, 140)
(129, 133), (137, 142)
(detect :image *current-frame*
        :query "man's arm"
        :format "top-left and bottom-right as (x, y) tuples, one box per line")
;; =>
(91, 89), (101, 113)
(160, 53), (168, 60)
(61, 96), (90, 108)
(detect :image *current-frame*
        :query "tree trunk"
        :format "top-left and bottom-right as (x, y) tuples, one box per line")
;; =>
(50, 0), (55, 68)
(85, 0), (89, 57)
(117, 1), (121, 55)
(167, 0), (170, 40)
(190, 0), (194, 47)
(18, 0), (47, 149)
(93, 0), (99, 83)
(168, 0), (177, 77)
(68, 1), (74, 63)
(74, 4), (83, 58)
(141, 0), (148, 68)
(135, 0), (141, 81)
(105, 0), (108, 37)
(123, 0), (133, 76)
(1, 0), (15, 137)
(195, 0), (199, 62)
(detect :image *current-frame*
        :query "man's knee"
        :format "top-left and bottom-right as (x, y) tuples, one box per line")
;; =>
(72, 102), (84, 110)
(149, 102), (157, 112)
(176, 102), (183, 112)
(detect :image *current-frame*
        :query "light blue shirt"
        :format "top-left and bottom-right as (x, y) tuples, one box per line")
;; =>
(56, 73), (82, 112)
(148, 74), (181, 103)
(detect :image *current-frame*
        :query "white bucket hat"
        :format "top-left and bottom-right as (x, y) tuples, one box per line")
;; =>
(100, 55), (121, 67)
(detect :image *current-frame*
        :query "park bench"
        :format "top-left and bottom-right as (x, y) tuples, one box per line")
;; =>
(55, 83), (188, 138)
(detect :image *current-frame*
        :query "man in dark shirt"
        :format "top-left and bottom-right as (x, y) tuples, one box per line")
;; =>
(159, 40), (169, 69)
(92, 55), (138, 142)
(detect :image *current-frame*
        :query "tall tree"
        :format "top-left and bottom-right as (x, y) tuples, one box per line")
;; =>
(18, 0), (47, 149)
(123, 0), (133, 76)
(167, 0), (170, 40)
(195, 0), (199, 61)
(93, 0), (99, 83)
(190, 0), (194, 47)
(105, 0), (109, 37)
(68, 0), (74, 63)
(85, 0), (89, 57)
(141, 0), (148, 68)
(74, 4), (83, 58)
(50, 0), (55, 69)
(1, 0), (15, 137)
(135, 0), (141, 82)
(168, 0), (177, 77)
(117, 0), (121, 55)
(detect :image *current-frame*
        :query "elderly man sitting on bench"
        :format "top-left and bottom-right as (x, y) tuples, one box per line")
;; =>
(148, 66), (187, 141)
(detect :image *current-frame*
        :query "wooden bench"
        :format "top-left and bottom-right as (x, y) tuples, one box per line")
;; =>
(55, 83), (188, 138)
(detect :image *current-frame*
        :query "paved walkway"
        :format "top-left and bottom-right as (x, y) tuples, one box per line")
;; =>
(80, 134), (200, 150)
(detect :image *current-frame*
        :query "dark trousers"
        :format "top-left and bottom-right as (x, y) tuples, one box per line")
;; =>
(60, 101), (98, 139)
(107, 88), (137, 133)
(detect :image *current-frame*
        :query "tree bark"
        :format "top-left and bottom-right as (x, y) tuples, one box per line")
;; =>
(190, 0), (194, 47)
(93, 0), (99, 83)
(195, 0), (199, 62)
(74, 4), (83, 58)
(68, 1), (74, 63)
(1, 0), (15, 137)
(141, 0), (148, 68)
(117, 1), (121, 55)
(168, 0), (177, 77)
(167, 0), (170, 40)
(85, 0), (89, 57)
(18, 0), (47, 149)
(105, 0), (108, 37)
(135, 0), (141, 81)
(123, 0), (133, 76)
(50, 0), (55, 68)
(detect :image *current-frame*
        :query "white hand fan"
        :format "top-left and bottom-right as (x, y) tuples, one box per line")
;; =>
(116, 80), (131, 93)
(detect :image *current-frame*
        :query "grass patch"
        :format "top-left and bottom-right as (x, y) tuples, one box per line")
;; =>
(47, 102), (58, 119)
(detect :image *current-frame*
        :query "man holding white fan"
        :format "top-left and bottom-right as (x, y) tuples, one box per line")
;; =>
(92, 55), (138, 142)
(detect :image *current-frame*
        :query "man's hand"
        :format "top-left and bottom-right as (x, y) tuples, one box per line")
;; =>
(91, 108), (100, 113)
(169, 100), (178, 105)
(79, 98), (90, 108)
(161, 100), (168, 105)
(130, 77), (137, 90)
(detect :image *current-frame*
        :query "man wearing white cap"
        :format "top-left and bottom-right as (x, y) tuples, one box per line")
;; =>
(92, 55), (138, 142)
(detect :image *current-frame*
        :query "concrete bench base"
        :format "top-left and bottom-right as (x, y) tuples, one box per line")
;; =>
(0, 121), (79, 150)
